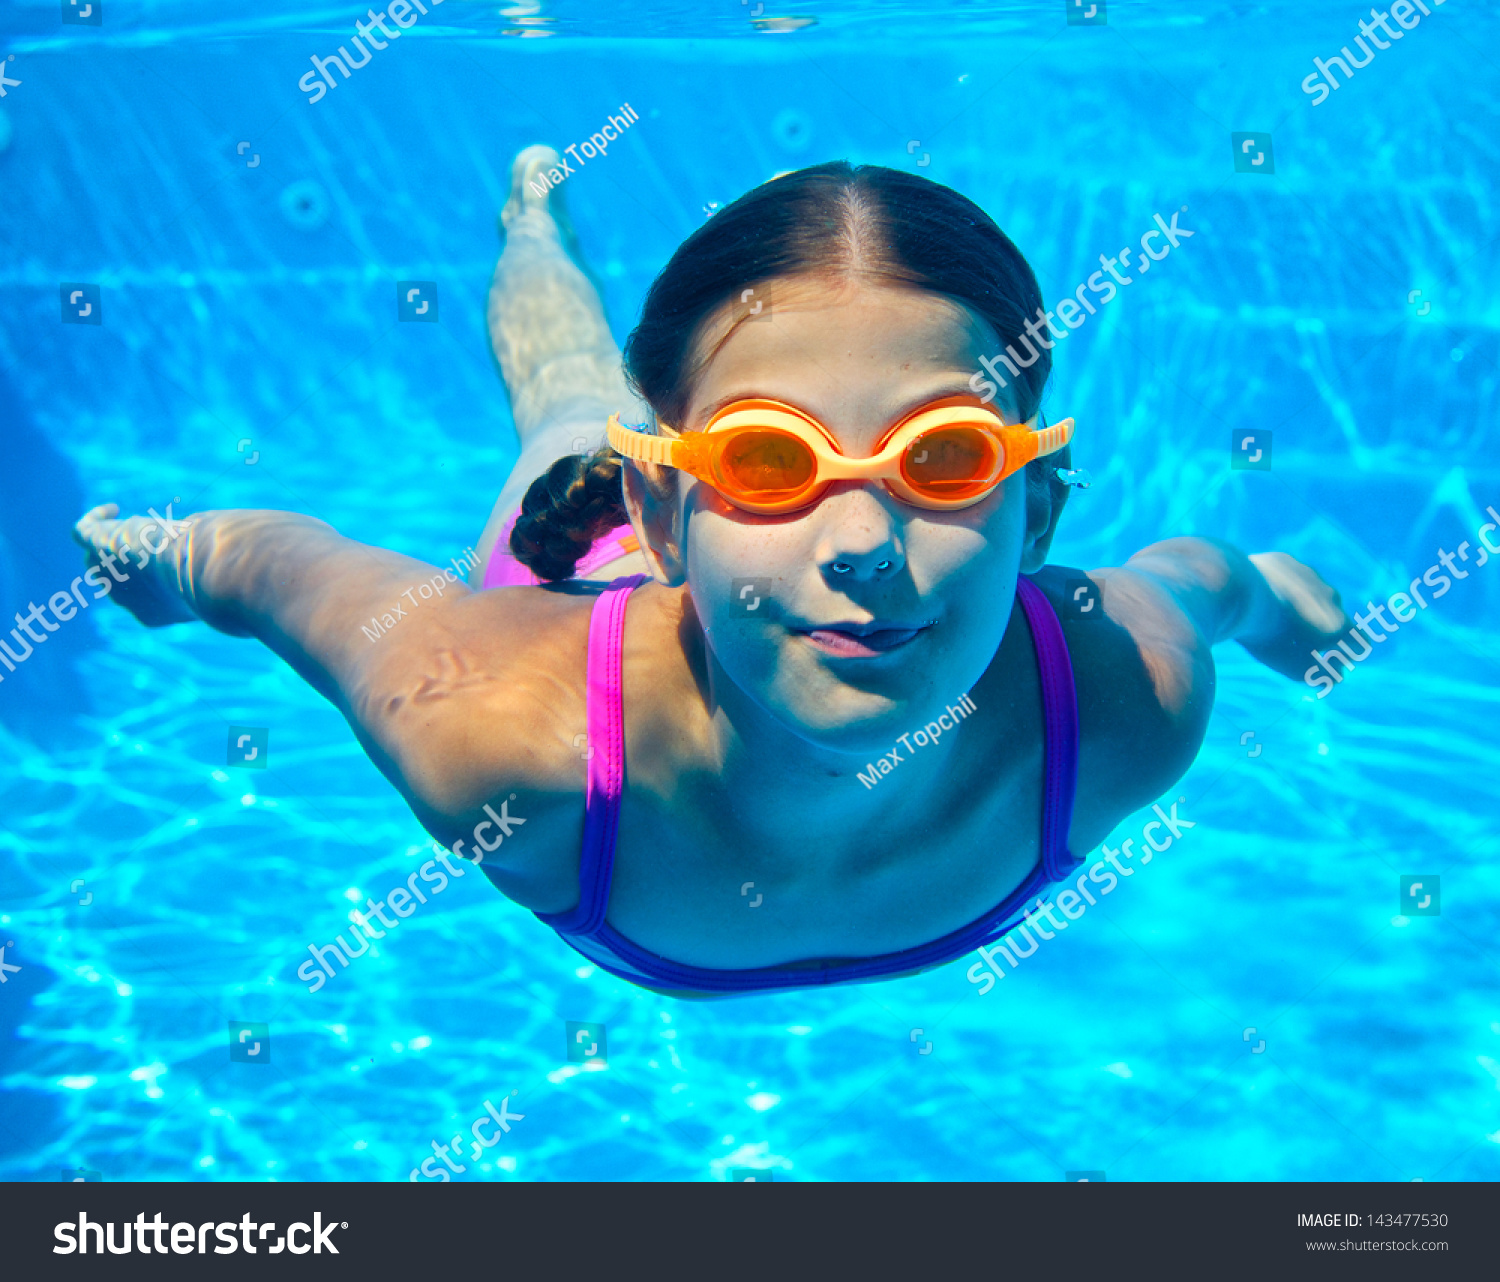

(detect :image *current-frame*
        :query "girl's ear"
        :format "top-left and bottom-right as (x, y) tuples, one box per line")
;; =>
(1019, 445), (1071, 574)
(621, 457), (687, 586)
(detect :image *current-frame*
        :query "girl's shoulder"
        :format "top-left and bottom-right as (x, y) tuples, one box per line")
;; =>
(353, 582), (602, 846)
(352, 579), (696, 901)
(1023, 565), (1215, 848)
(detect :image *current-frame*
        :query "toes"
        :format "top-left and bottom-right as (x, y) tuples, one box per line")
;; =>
(502, 145), (564, 230)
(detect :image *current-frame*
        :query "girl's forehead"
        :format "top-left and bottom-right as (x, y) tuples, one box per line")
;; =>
(683, 278), (1013, 427)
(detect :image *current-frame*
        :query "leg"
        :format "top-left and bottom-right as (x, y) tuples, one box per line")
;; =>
(472, 145), (650, 585)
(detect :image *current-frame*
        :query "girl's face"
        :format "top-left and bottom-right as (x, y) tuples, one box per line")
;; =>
(635, 276), (1046, 753)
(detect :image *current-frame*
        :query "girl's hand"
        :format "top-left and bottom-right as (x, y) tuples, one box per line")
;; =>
(1239, 551), (1352, 679)
(72, 503), (200, 628)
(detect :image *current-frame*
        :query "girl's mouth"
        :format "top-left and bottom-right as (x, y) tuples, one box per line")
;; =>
(795, 623), (931, 658)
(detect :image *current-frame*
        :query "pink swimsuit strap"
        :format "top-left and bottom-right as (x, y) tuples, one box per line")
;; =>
(533, 573), (648, 935)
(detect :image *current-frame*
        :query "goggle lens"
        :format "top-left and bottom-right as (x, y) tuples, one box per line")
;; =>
(900, 427), (1001, 500)
(716, 429), (817, 501)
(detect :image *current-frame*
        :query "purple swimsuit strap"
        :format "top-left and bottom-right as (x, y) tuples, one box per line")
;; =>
(1013, 575), (1080, 883)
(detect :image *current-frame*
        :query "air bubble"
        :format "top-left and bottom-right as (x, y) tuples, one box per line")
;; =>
(771, 108), (813, 153)
(280, 179), (330, 231)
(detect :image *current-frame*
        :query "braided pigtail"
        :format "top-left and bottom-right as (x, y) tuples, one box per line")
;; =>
(509, 446), (629, 582)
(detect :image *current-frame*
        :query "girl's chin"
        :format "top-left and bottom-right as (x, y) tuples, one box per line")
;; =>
(760, 675), (913, 744)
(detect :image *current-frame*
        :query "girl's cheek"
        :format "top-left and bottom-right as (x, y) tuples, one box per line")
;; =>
(910, 520), (996, 585)
(687, 536), (787, 638)
(694, 514), (804, 581)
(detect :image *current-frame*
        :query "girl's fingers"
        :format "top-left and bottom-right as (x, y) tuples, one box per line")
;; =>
(1250, 551), (1345, 634)
(73, 503), (123, 549)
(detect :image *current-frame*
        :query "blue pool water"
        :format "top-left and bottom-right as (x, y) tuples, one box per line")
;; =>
(2, 0), (1499, 1182)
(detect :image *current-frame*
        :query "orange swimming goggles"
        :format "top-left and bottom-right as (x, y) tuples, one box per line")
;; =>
(605, 396), (1075, 515)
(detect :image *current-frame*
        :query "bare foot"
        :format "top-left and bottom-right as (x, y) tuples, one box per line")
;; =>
(72, 503), (199, 627)
(487, 144), (636, 437)
(500, 144), (597, 292)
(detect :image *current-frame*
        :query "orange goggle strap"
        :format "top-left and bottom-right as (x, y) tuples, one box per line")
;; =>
(1022, 416), (1074, 464)
(605, 414), (708, 480)
(604, 402), (1074, 489)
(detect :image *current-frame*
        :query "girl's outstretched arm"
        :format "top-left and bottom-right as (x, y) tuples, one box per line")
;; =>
(1030, 538), (1351, 840)
(69, 505), (577, 865)
(74, 503), (594, 906)
(1111, 537), (1351, 680)
(72, 504), (474, 705)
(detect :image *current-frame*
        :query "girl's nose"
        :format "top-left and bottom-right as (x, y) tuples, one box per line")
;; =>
(825, 550), (902, 583)
(818, 490), (906, 584)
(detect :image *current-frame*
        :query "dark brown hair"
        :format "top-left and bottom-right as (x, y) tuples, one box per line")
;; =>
(509, 161), (1060, 581)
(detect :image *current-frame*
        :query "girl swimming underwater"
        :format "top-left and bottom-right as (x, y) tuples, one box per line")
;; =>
(73, 153), (1350, 997)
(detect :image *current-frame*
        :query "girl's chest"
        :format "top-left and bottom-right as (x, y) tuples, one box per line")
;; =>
(599, 745), (1047, 970)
